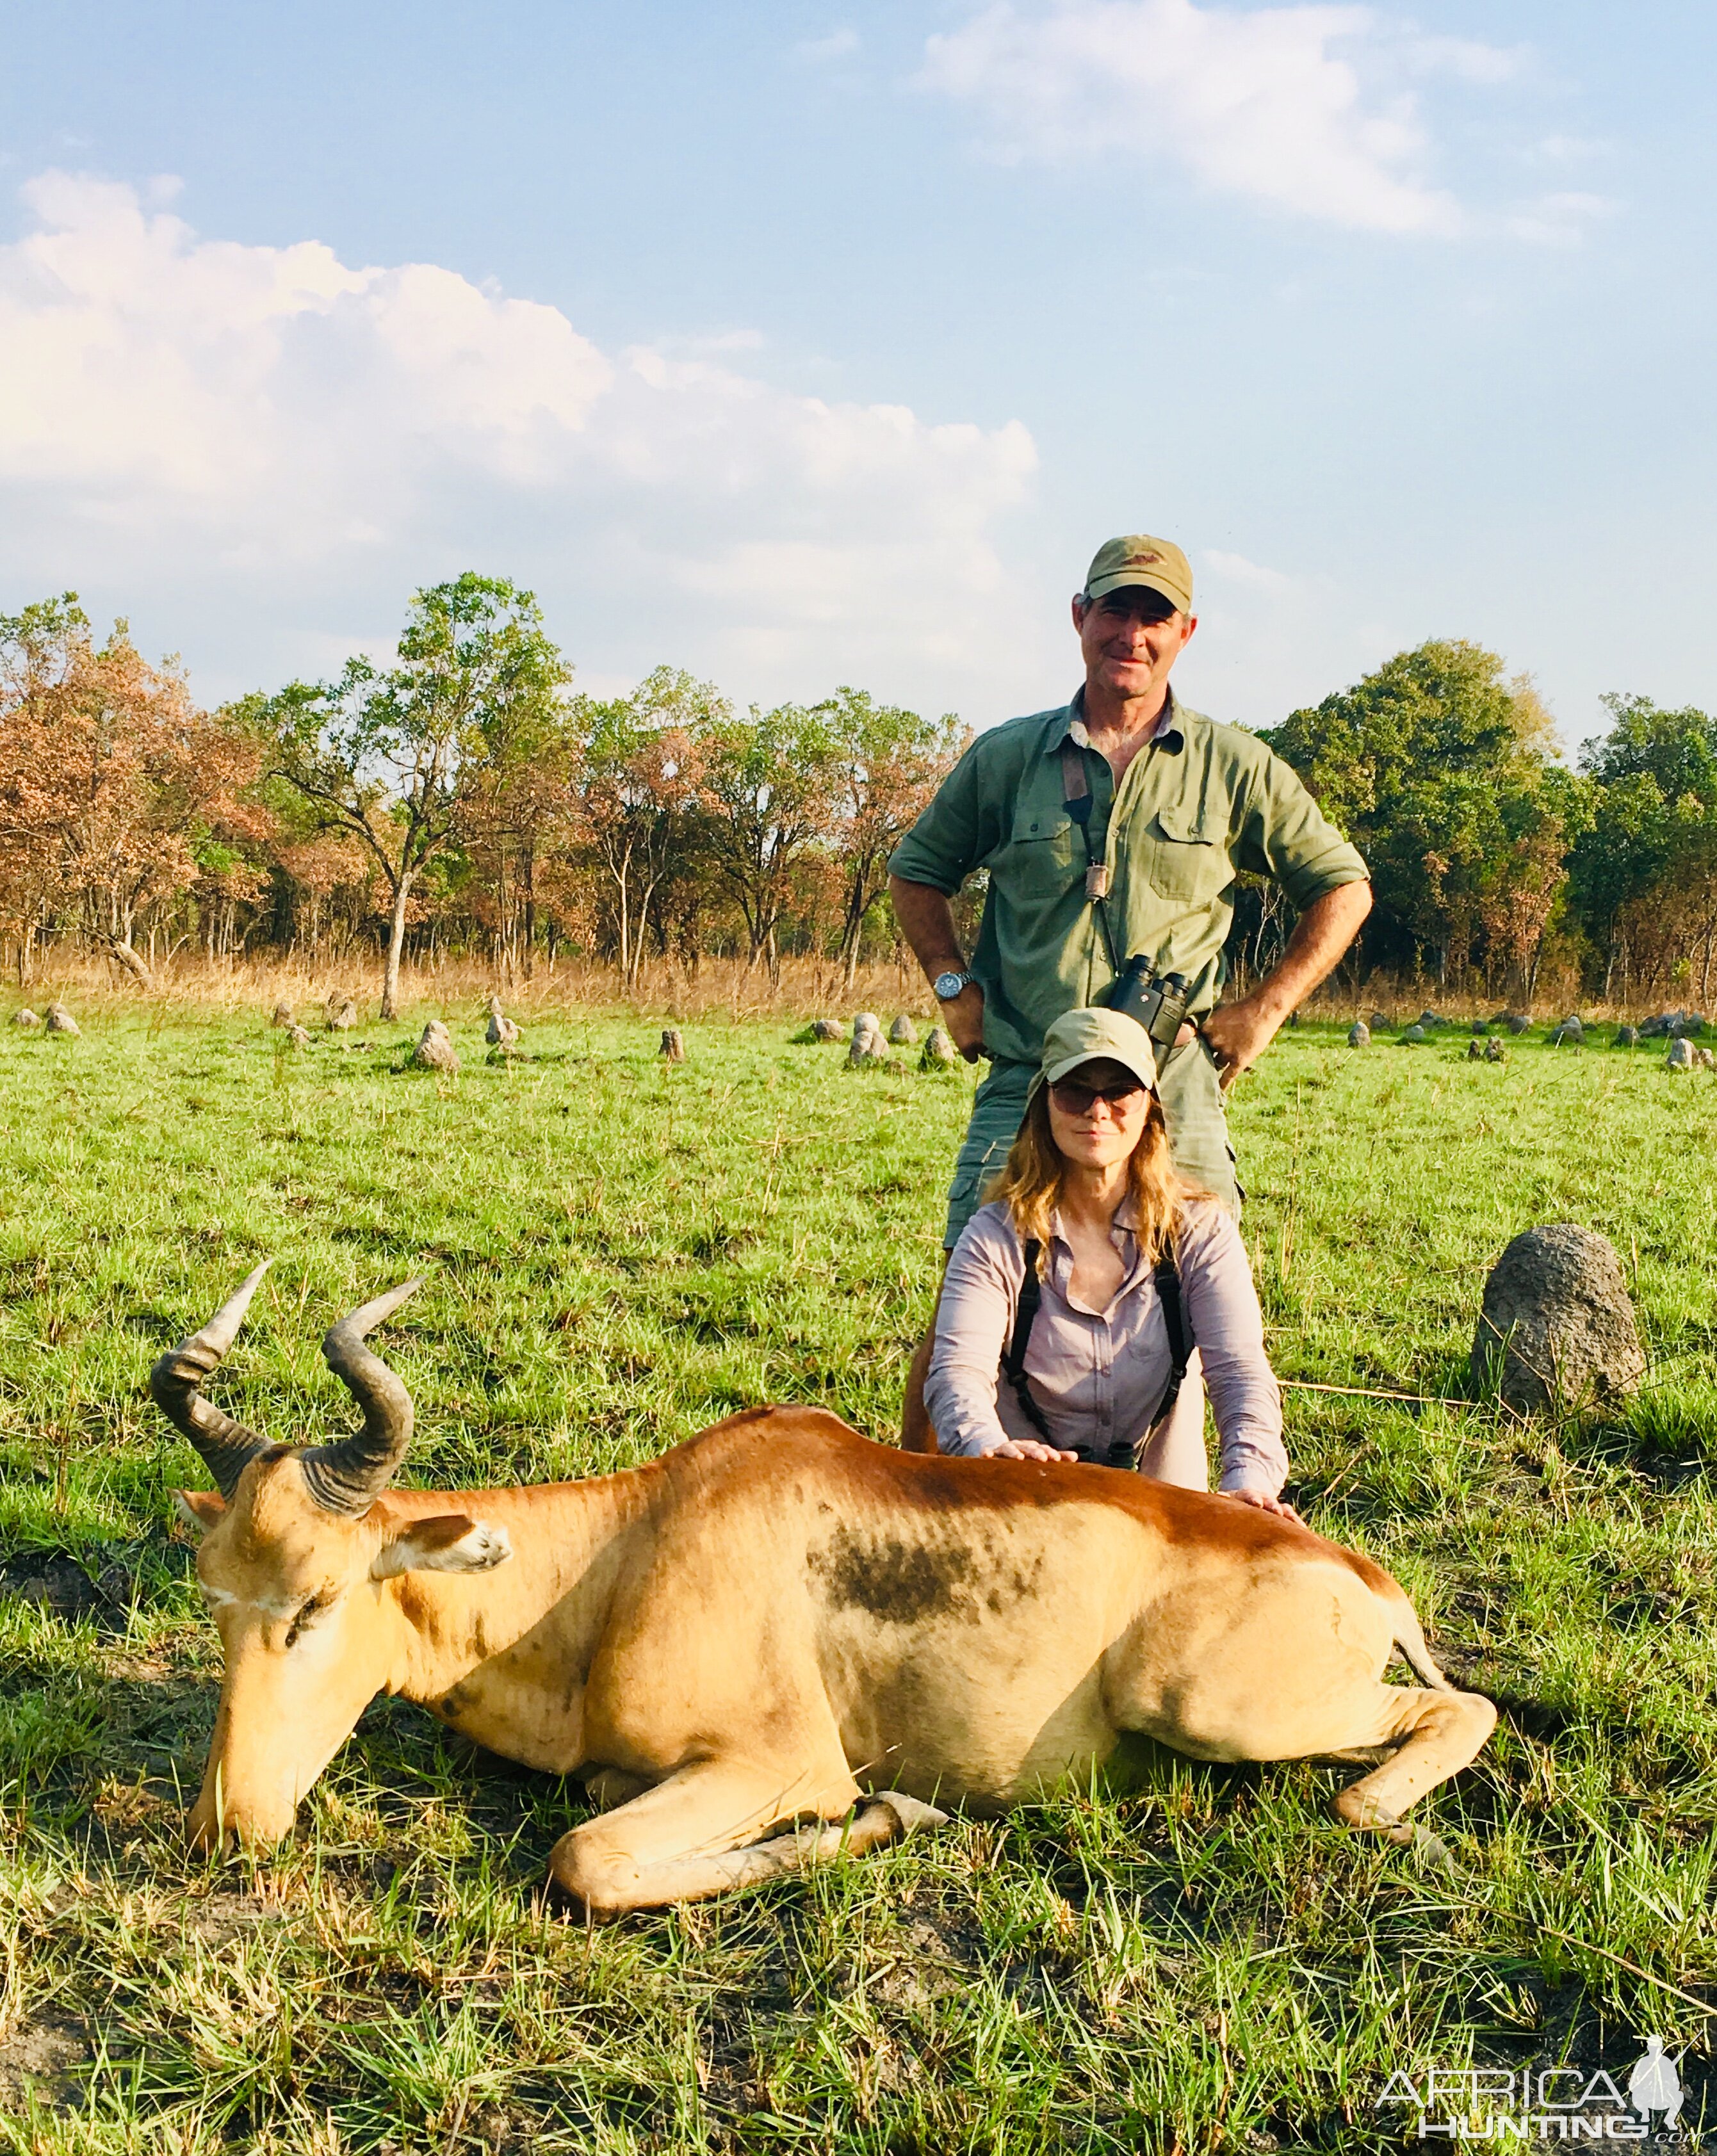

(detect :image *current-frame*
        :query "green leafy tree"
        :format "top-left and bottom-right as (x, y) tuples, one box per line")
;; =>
(263, 574), (570, 1017)
(1266, 640), (1566, 987)
(1581, 693), (1717, 806)
(574, 669), (723, 987)
(460, 665), (584, 979)
(818, 688), (966, 987)
(695, 704), (842, 978)
(1565, 770), (1674, 997)
(1569, 697), (1717, 1000)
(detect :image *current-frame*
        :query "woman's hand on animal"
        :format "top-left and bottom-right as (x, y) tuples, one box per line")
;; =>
(986, 1438), (1080, 1464)
(1225, 1487), (1303, 1523)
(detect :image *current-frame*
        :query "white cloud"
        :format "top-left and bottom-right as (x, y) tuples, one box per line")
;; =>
(916, 0), (1526, 234)
(1505, 190), (1614, 248)
(1200, 547), (1295, 593)
(1524, 134), (1608, 168)
(795, 26), (860, 63)
(1405, 34), (1524, 87)
(0, 174), (1039, 710)
(667, 327), (769, 355)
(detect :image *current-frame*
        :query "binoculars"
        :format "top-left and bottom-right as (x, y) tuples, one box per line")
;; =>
(1101, 957), (1191, 1051)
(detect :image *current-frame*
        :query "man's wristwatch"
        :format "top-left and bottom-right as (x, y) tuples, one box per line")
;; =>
(933, 969), (976, 1001)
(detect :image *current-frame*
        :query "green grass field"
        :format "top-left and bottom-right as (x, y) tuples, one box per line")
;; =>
(2, 1001), (1715, 2152)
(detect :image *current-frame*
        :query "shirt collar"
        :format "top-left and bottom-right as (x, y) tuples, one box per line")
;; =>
(1044, 685), (1184, 757)
(1048, 1192), (1141, 1251)
(1045, 1197), (1153, 1311)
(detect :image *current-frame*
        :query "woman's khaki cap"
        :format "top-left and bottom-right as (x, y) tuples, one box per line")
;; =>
(1029, 1007), (1160, 1104)
(1084, 534), (1193, 614)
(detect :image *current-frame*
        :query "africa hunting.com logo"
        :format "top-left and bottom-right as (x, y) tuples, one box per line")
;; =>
(1378, 2038), (1700, 2143)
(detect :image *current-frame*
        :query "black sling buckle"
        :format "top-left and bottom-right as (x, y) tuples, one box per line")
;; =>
(1002, 1236), (1194, 1468)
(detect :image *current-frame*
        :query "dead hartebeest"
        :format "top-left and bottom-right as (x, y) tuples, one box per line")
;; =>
(152, 1265), (1496, 1915)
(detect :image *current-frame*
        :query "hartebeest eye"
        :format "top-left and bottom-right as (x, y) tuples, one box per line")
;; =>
(284, 1593), (328, 1649)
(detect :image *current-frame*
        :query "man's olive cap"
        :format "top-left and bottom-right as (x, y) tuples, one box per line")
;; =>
(1027, 1007), (1160, 1108)
(1083, 533), (1194, 615)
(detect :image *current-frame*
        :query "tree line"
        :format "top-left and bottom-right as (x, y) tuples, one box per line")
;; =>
(1, 576), (1713, 1010)
(1261, 640), (1717, 1007)
(0, 576), (963, 1016)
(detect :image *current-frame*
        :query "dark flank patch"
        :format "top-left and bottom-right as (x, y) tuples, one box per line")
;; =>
(812, 1525), (976, 1624)
(988, 1543), (1045, 1614)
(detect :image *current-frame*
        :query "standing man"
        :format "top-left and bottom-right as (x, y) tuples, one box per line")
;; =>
(890, 534), (1371, 1450)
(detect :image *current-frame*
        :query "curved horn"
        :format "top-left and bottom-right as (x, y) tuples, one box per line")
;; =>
(149, 1261), (275, 1499)
(298, 1278), (423, 1517)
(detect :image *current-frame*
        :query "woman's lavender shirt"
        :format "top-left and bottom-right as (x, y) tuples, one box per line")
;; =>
(925, 1196), (1287, 1495)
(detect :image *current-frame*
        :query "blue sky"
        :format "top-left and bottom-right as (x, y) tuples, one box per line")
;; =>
(2, 1), (1713, 749)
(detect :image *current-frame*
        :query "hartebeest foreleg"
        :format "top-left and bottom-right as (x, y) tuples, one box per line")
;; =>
(548, 1759), (945, 1918)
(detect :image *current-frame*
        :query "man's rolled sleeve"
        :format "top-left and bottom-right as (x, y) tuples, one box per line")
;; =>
(886, 736), (995, 896)
(1237, 748), (1369, 912)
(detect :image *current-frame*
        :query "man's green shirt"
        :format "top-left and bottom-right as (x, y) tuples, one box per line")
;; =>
(888, 690), (1368, 1070)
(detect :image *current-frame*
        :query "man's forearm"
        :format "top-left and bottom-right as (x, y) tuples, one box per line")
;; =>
(889, 875), (968, 978)
(1253, 880), (1372, 1018)
(1201, 879), (1371, 1086)
(889, 873), (986, 1060)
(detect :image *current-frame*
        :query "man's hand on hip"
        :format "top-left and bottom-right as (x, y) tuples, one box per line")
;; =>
(1199, 995), (1282, 1090)
(1201, 882), (1373, 1089)
(943, 983), (987, 1062)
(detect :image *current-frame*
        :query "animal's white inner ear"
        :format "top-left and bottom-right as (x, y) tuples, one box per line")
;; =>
(175, 1490), (227, 1535)
(371, 1516), (514, 1579)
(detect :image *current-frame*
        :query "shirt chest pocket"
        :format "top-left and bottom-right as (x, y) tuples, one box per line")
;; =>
(997, 810), (1080, 900)
(1137, 807), (1229, 904)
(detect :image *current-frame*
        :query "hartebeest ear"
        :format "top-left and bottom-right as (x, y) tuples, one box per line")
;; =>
(175, 1490), (228, 1535)
(370, 1515), (513, 1579)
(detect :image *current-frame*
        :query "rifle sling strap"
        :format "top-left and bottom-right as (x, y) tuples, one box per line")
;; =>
(1060, 739), (1119, 969)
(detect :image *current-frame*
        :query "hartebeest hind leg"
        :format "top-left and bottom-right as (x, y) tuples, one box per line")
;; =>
(549, 1758), (947, 1918)
(1332, 1684), (1497, 1833)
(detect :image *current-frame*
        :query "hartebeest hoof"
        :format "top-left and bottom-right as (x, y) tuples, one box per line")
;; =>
(1332, 1788), (1456, 1870)
(1333, 1786), (1403, 1831)
(864, 1790), (948, 1836)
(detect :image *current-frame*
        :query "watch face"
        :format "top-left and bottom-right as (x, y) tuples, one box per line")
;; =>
(934, 971), (966, 1000)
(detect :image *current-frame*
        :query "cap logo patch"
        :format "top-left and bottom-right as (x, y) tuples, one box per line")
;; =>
(1127, 551), (1162, 565)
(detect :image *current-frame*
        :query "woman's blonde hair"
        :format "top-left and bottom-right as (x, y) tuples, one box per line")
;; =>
(985, 1081), (1201, 1270)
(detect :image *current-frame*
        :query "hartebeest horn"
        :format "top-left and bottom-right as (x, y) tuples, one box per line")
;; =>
(298, 1279), (423, 1516)
(149, 1261), (275, 1499)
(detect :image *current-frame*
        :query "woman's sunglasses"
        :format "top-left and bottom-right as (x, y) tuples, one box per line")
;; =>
(1048, 1076), (1147, 1115)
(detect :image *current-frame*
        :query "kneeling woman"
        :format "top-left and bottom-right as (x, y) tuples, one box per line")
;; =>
(925, 1007), (1297, 1518)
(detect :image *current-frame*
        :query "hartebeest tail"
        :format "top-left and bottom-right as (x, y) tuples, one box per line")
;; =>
(1392, 1609), (1454, 1692)
(156, 1272), (1497, 1914)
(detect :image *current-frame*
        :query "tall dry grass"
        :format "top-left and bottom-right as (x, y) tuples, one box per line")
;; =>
(4, 949), (945, 1026)
(4, 944), (1643, 1027)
